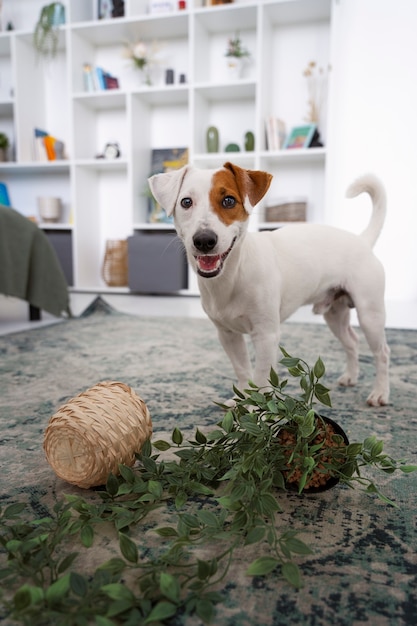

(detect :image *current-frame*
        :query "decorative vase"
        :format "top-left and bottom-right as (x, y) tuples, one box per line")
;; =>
(225, 56), (243, 80)
(206, 126), (219, 153)
(138, 67), (152, 86)
(244, 131), (255, 151)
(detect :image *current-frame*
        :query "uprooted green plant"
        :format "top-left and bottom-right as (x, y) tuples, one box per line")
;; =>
(1, 349), (416, 625)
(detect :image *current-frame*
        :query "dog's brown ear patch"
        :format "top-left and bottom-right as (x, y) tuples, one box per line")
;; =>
(223, 162), (272, 209)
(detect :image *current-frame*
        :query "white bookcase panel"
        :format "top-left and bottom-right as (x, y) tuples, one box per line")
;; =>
(0, 0), (335, 295)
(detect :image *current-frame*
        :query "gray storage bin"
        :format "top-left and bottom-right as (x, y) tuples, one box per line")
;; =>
(128, 232), (188, 293)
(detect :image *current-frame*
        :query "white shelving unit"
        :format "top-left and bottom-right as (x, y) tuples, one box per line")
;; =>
(0, 0), (334, 294)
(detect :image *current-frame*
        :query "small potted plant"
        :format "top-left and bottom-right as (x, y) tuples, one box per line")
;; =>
(224, 31), (251, 79)
(33, 2), (66, 58)
(0, 132), (9, 161)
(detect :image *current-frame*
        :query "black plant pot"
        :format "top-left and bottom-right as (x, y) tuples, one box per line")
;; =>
(283, 415), (350, 494)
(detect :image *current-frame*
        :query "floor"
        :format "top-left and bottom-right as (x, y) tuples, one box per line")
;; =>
(0, 292), (416, 336)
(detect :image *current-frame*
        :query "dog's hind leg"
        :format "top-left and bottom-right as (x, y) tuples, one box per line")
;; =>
(356, 307), (390, 406)
(323, 296), (360, 387)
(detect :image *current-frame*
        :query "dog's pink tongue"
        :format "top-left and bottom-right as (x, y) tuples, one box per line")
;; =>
(198, 255), (220, 272)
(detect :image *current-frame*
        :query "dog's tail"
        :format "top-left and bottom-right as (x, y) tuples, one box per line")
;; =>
(346, 174), (387, 248)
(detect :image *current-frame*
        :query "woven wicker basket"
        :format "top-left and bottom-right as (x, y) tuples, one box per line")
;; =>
(44, 381), (152, 489)
(102, 239), (128, 287)
(265, 200), (307, 222)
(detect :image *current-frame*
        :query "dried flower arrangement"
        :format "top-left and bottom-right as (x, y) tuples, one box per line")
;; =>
(303, 60), (331, 125)
(122, 39), (161, 85)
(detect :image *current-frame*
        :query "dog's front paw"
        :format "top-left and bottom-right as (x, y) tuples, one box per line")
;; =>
(337, 372), (358, 387)
(366, 388), (389, 407)
(223, 397), (237, 409)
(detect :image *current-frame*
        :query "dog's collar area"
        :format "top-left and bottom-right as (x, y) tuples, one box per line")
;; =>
(195, 237), (236, 278)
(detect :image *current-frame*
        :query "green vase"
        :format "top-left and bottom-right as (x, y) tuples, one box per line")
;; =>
(206, 126), (219, 153)
(244, 131), (255, 151)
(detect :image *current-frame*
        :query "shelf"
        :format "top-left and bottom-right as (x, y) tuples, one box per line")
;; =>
(2, 0), (333, 294)
(39, 223), (74, 231)
(73, 91), (126, 109)
(74, 158), (128, 171)
(0, 161), (70, 174)
(194, 81), (256, 102)
(71, 13), (189, 45)
(260, 148), (326, 164)
(133, 223), (175, 231)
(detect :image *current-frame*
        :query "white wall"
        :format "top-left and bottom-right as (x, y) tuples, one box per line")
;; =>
(326, 0), (417, 303)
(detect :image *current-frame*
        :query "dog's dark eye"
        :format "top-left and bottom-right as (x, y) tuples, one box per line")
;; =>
(222, 196), (236, 209)
(180, 197), (193, 209)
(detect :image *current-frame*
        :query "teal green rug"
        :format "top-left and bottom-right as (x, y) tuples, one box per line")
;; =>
(0, 301), (416, 625)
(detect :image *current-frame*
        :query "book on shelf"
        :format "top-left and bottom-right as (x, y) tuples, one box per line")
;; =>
(148, 147), (189, 224)
(33, 128), (65, 162)
(265, 117), (286, 151)
(83, 63), (119, 92)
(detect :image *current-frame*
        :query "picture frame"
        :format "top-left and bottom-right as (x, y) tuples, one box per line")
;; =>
(283, 124), (316, 150)
(98, 0), (113, 19)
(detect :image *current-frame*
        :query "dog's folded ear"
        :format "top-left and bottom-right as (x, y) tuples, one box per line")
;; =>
(148, 166), (190, 216)
(223, 162), (273, 211)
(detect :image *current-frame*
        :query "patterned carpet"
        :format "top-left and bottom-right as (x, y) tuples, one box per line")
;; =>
(0, 299), (416, 625)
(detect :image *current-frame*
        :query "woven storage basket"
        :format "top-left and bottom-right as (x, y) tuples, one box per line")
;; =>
(265, 200), (307, 222)
(102, 239), (128, 287)
(44, 381), (152, 489)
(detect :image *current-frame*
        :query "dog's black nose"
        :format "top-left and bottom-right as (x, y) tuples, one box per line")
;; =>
(193, 230), (218, 253)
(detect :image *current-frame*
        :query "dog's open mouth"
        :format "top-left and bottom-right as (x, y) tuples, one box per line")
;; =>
(195, 238), (236, 278)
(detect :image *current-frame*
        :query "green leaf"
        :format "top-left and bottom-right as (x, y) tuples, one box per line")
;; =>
(95, 616), (116, 626)
(197, 510), (220, 528)
(281, 562), (303, 588)
(46, 573), (71, 605)
(221, 411), (234, 433)
(118, 464), (135, 483)
(3, 502), (27, 518)
(153, 439), (171, 451)
(160, 572), (180, 603)
(246, 556), (279, 576)
(269, 367), (279, 387)
(155, 527), (179, 537)
(313, 357), (326, 379)
(13, 587), (32, 611)
(285, 538), (313, 555)
(80, 524), (94, 548)
(196, 598), (216, 623)
(119, 532), (138, 563)
(148, 480), (163, 498)
(314, 383), (332, 407)
(400, 464), (417, 473)
(144, 601), (177, 623)
(346, 443), (363, 456)
(140, 438), (152, 457)
(172, 427), (183, 445)
(58, 552), (78, 574)
(70, 572), (88, 597)
(106, 473), (120, 496)
(97, 558), (126, 575)
(245, 526), (265, 545)
(102, 583), (136, 603)
(195, 428), (207, 444)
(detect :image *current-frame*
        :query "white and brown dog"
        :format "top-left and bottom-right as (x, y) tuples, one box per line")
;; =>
(149, 162), (389, 406)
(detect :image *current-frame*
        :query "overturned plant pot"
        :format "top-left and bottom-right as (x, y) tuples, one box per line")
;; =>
(278, 415), (350, 493)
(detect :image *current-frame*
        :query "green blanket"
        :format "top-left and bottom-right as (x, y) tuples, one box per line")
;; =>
(0, 206), (70, 317)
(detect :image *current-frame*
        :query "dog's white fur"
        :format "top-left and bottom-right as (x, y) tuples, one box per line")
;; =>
(149, 162), (390, 406)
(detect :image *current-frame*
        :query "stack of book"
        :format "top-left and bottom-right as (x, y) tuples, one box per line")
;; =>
(265, 117), (286, 151)
(33, 128), (65, 162)
(83, 64), (120, 91)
